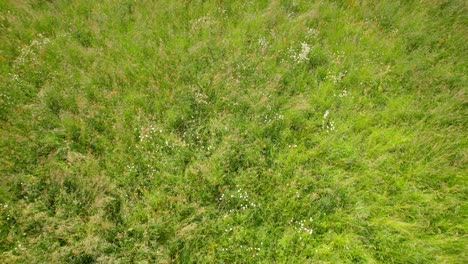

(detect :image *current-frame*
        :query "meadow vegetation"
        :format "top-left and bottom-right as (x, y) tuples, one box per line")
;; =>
(0, 0), (466, 262)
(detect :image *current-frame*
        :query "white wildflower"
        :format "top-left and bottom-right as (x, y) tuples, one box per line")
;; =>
(194, 90), (208, 104)
(326, 70), (347, 84)
(322, 110), (335, 132)
(297, 42), (311, 63)
(14, 33), (50, 67)
(258, 37), (268, 50)
(190, 16), (214, 30)
(332, 51), (345, 65)
(306, 28), (320, 39)
(289, 42), (311, 64)
(333, 89), (349, 97)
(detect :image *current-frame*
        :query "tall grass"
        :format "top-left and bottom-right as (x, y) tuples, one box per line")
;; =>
(0, 0), (466, 262)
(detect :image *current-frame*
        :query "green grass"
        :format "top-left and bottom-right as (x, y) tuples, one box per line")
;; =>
(0, 0), (466, 262)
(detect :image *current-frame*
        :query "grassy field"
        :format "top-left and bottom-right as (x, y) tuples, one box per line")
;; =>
(0, 0), (466, 263)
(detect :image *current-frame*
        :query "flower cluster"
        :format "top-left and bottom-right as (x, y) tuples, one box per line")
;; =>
(306, 28), (320, 39)
(0, 92), (13, 112)
(258, 37), (268, 51)
(262, 112), (284, 124)
(326, 70), (347, 84)
(289, 42), (311, 64)
(126, 164), (137, 172)
(190, 16), (215, 30)
(193, 90), (209, 105)
(322, 110), (335, 132)
(15, 34), (50, 67)
(289, 217), (314, 235)
(219, 187), (257, 212)
(219, 243), (262, 257)
(333, 89), (349, 98)
(332, 51), (345, 65)
(246, 245), (261, 257)
(139, 124), (163, 142)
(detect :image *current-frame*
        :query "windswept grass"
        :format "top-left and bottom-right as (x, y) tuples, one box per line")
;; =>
(0, 0), (466, 263)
